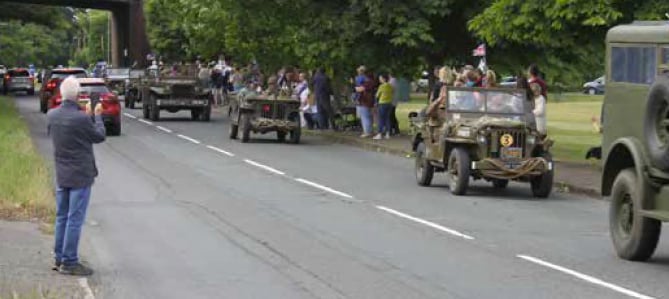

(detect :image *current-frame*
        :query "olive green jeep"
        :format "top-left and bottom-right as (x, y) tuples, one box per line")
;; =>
(410, 87), (554, 197)
(603, 21), (669, 261)
(228, 91), (301, 143)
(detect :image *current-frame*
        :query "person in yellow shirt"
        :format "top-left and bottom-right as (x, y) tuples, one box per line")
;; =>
(374, 74), (394, 139)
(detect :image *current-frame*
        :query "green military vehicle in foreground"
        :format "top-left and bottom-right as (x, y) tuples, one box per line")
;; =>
(124, 69), (145, 109)
(228, 92), (301, 143)
(411, 87), (554, 197)
(603, 21), (669, 261)
(140, 65), (212, 121)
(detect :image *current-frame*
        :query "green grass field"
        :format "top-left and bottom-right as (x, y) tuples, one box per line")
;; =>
(396, 92), (602, 163)
(0, 97), (54, 221)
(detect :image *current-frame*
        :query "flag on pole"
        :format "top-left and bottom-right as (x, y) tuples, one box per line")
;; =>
(472, 44), (486, 57)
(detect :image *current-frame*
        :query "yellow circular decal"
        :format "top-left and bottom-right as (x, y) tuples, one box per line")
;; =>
(500, 134), (514, 147)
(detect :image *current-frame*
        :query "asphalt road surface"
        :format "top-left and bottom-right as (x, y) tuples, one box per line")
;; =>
(14, 95), (669, 299)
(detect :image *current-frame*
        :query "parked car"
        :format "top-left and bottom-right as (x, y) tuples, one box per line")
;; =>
(48, 78), (121, 136)
(39, 68), (88, 113)
(3, 68), (35, 95)
(583, 76), (605, 95)
(499, 76), (517, 88)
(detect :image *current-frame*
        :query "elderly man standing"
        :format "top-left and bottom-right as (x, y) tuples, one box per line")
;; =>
(47, 77), (106, 276)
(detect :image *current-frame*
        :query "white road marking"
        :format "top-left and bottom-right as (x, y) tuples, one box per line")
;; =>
(295, 178), (354, 199)
(156, 126), (173, 133)
(138, 119), (153, 125)
(517, 255), (655, 299)
(123, 113), (136, 119)
(244, 159), (286, 175)
(78, 278), (95, 299)
(206, 145), (235, 157)
(376, 206), (475, 240)
(177, 134), (201, 144)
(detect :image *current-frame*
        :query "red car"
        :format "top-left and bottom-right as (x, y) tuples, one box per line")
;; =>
(48, 78), (122, 136)
(39, 68), (87, 113)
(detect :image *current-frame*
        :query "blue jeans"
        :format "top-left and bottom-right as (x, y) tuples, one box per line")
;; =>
(54, 186), (92, 266)
(357, 106), (373, 134)
(377, 103), (392, 134)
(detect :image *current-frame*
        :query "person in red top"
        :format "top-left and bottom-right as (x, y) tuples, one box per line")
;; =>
(527, 64), (547, 99)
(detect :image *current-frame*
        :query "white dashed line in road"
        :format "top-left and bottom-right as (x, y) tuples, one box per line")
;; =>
(156, 126), (173, 133)
(177, 134), (201, 144)
(376, 206), (475, 240)
(206, 145), (235, 157)
(78, 278), (95, 299)
(295, 178), (355, 199)
(244, 159), (286, 175)
(517, 255), (654, 299)
(138, 119), (153, 125)
(123, 113), (136, 119)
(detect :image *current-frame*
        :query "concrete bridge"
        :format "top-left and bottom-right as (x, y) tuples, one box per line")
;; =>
(0, 0), (150, 67)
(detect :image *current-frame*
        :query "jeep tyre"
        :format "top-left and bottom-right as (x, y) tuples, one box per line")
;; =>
(191, 109), (201, 121)
(277, 131), (287, 142)
(531, 152), (554, 198)
(415, 142), (434, 186)
(241, 113), (251, 143)
(142, 97), (150, 119)
(108, 122), (121, 136)
(609, 169), (661, 261)
(492, 179), (509, 189)
(447, 147), (470, 195)
(149, 94), (160, 121)
(28, 88), (35, 96)
(643, 74), (669, 170)
(201, 104), (212, 122)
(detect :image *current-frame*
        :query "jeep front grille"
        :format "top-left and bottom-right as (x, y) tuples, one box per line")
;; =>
(489, 129), (526, 158)
(259, 103), (288, 119)
(171, 84), (195, 97)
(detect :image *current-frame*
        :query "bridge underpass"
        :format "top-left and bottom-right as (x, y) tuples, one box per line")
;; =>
(0, 0), (150, 67)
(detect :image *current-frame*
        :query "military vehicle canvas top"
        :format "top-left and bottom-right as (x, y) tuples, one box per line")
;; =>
(411, 87), (554, 198)
(140, 65), (212, 122)
(228, 91), (301, 144)
(602, 21), (669, 262)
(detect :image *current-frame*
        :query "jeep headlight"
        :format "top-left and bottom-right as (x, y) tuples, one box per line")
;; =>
(477, 134), (487, 144)
(456, 128), (471, 138)
(527, 135), (536, 145)
(125, 79), (130, 84)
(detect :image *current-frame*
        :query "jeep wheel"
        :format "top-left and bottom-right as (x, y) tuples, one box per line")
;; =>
(289, 126), (301, 144)
(644, 74), (669, 170)
(201, 105), (212, 122)
(108, 122), (121, 136)
(241, 113), (251, 143)
(610, 169), (661, 261)
(191, 109), (201, 121)
(415, 142), (434, 186)
(277, 131), (287, 142)
(492, 179), (509, 189)
(142, 98), (150, 119)
(531, 153), (554, 198)
(28, 89), (35, 96)
(447, 147), (470, 195)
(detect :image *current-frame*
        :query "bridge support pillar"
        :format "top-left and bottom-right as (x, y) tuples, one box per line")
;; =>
(111, 0), (150, 67)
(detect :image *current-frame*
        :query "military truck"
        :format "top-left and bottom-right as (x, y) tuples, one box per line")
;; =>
(411, 87), (554, 197)
(105, 67), (130, 95)
(602, 21), (669, 261)
(124, 69), (145, 109)
(140, 66), (212, 121)
(228, 91), (301, 143)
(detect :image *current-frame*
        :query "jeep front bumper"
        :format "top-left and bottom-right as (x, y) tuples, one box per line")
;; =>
(472, 157), (552, 179)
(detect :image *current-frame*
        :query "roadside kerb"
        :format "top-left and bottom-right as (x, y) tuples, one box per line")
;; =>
(304, 130), (601, 198)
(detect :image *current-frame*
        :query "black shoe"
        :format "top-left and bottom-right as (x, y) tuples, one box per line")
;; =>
(52, 260), (61, 271)
(58, 262), (94, 276)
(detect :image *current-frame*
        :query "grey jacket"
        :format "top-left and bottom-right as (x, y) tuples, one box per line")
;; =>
(47, 101), (106, 188)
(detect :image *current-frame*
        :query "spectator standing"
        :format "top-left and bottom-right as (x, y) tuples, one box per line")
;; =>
(528, 64), (547, 99)
(231, 67), (244, 91)
(484, 70), (497, 88)
(297, 72), (317, 129)
(374, 74), (394, 140)
(389, 74), (409, 135)
(355, 70), (375, 138)
(530, 82), (547, 135)
(47, 77), (106, 276)
(313, 68), (334, 129)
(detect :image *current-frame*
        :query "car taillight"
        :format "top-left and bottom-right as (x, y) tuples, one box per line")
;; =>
(262, 104), (271, 113)
(46, 79), (58, 90)
(4, 75), (10, 81)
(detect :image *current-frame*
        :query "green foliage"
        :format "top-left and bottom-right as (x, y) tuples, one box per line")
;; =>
(70, 10), (112, 67)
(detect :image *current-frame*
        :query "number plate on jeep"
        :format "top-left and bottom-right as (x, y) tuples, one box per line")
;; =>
(501, 147), (522, 159)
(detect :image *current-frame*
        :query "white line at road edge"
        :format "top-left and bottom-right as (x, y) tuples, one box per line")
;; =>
(138, 119), (153, 125)
(206, 145), (235, 157)
(123, 113), (136, 119)
(156, 126), (173, 133)
(78, 278), (95, 299)
(376, 206), (475, 240)
(517, 255), (655, 299)
(295, 178), (355, 199)
(244, 159), (286, 175)
(177, 134), (201, 144)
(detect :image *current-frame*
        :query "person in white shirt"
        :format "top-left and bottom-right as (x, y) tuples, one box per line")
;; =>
(297, 73), (317, 129)
(530, 82), (547, 136)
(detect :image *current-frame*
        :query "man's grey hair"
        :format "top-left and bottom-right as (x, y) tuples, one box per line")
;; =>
(60, 76), (80, 102)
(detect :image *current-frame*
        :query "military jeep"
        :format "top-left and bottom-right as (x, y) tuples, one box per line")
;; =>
(140, 66), (212, 122)
(602, 21), (669, 261)
(411, 87), (554, 197)
(228, 91), (301, 143)
(123, 69), (145, 109)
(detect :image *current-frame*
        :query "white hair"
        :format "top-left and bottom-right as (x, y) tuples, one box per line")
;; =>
(60, 76), (80, 102)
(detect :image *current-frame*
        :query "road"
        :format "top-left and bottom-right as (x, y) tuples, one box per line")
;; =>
(14, 94), (669, 299)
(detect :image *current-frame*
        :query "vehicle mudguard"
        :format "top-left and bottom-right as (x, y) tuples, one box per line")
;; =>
(602, 137), (650, 200)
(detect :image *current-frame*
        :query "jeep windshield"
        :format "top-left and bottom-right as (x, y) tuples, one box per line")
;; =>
(447, 87), (526, 115)
(107, 68), (129, 76)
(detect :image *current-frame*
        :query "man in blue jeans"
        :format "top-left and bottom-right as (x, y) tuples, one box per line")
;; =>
(47, 77), (106, 276)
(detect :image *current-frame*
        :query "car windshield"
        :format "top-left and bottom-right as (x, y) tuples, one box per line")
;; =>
(52, 71), (87, 80)
(80, 84), (110, 94)
(107, 68), (129, 76)
(9, 70), (30, 77)
(129, 70), (144, 78)
(448, 88), (525, 114)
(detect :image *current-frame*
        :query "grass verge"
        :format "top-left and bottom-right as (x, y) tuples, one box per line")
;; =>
(396, 92), (603, 163)
(0, 97), (54, 223)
